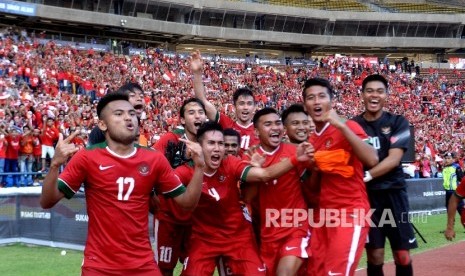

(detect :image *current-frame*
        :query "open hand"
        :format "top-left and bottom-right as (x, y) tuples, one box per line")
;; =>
(244, 147), (265, 167)
(190, 50), (203, 74)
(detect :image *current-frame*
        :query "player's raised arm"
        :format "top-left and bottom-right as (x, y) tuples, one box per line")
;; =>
(172, 138), (205, 210)
(40, 131), (80, 209)
(191, 50), (217, 121)
(244, 142), (314, 182)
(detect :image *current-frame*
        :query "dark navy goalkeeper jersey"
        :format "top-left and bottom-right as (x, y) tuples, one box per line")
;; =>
(353, 111), (411, 190)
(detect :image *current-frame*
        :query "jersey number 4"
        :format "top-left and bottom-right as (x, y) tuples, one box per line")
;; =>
(117, 177), (135, 201)
(208, 188), (220, 201)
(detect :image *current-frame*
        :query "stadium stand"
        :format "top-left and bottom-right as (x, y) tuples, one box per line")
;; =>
(264, 0), (372, 12)
(229, 0), (465, 13)
(376, 1), (465, 14)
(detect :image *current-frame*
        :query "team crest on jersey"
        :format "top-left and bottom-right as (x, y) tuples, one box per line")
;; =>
(381, 126), (391, 135)
(138, 162), (150, 176)
(325, 138), (333, 149)
(218, 175), (225, 182)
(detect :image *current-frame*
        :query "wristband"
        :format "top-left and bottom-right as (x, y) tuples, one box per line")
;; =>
(363, 171), (373, 183)
(290, 155), (299, 166)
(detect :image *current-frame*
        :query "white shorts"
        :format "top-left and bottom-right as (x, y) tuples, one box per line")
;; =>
(41, 145), (55, 159)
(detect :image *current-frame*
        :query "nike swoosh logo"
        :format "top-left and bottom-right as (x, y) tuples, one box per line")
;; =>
(258, 267), (266, 272)
(285, 246), (297, 251)
(409, 238), (416, 243)
(328, 272), (342, 276)
(99, 165), (115, 171)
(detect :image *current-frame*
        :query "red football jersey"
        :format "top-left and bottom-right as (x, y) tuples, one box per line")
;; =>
(175, 156), (253, 242)
(216, 112), (259, 150)
(153, 128), (192, 224)
(309, 121), (370, 212)
(244, 143), (309, 243)
(57, 143), (184, 270)
(153, 128), (183, 153)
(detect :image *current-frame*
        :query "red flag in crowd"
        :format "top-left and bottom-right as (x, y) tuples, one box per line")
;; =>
(424, 141), (436, 159)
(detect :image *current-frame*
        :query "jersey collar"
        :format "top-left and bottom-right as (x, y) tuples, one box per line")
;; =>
(314, 122), (330, 136)
(105, 145), (137, 159)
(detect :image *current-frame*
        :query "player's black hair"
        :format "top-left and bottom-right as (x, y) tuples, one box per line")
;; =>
(233, 87), (254, 105)
(97, 92), (129, 119)
(302, 78), (334, 100)
(196, 121), (223, 143)
(362, 74), (389, 91)
(253, 107), (279, 127)
(223, 128), (241, 145)
(116, 82), (144, 95)
(281, 104), (307, 125)
(179, 98), (206, 119)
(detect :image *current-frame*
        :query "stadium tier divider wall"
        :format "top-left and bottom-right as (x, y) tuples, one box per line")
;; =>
(0, 178), (445, 250)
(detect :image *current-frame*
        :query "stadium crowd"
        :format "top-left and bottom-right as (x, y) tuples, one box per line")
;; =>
(0, 25), (464, 187)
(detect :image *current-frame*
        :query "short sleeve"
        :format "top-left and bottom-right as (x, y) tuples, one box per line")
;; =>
(174, 165), (193, 187)
(390, 116), (411, 151)
(154, 152), (185, 198)
(216, 112), (234, 129)
(223, 156), (251, 182)
(57, 149), (87, 199)
(347, 120), (369, 142)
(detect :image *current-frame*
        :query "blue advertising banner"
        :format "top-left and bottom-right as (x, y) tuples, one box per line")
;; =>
(0, 0), (36, 16)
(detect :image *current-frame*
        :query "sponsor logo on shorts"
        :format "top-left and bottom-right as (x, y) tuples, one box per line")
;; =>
(285, 246), (297, 251)
(409, 238), (416, 243)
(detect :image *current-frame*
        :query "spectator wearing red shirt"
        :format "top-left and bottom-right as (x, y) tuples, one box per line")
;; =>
(40, 117), (59, 172)
(57, 69), (65, 91)
(0, 132), (6, 186)
(24, 65), (32, 84)
(5, 127), (21, 187)
(70, 126), (87, 150)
